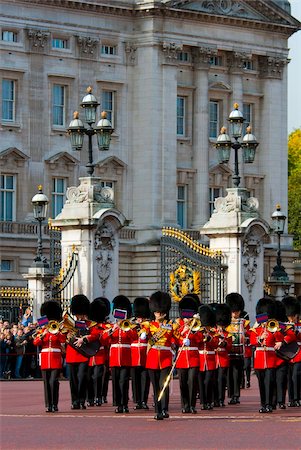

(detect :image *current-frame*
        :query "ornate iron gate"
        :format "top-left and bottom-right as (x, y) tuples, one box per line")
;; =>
(0, 287), (33, 322)
(161, 228), (227, 318)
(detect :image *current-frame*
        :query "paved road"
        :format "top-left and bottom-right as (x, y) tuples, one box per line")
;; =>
(1, 374), (300, 450)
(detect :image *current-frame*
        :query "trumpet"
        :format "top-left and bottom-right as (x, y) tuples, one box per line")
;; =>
(266, 319), (280, 333)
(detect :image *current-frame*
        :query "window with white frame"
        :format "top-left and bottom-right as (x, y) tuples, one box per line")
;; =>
(2, 79), (15, 122)
(0, 174), (16, 221)
(51, 178), (66, 218)
(209, 187), (222, 216)
(242, 103), (253, 135)
(177, 52), (189, 62)
(101, 44), (117, 56)
(209, 100), (220, 139)
(1, 30), (18, 42)
(243, 60), (253, 70)
(52, 84), (66, 126)
(177, 185), (187, 228)
(0, 260), (13, 272)
(52, 38), (68, 49)
(101, 91), (115, 126)
(209, 55), (223, 66)
(177, 96), (186, 137)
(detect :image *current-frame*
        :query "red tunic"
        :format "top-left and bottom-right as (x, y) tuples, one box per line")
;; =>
(34, 330), (66, 370)
(291, 324), (301, 364)
(131, 327), (148, 367)
(199, 329), (219, 372)
(106, 326), (136, 367)
(88, 323), (110, 367)
(145, 321), (174, 370)
(250, 326), (284, 369)
(65, 320), (96, 364)
(174, 320), (201, 369)
(214, 327), (233, 369)
(275, 326), (297, 367)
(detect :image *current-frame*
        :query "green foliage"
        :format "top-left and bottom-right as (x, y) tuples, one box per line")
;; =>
(288, 129), (301, 251)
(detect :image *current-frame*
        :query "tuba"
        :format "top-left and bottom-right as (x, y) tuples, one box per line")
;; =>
(266, 319), (280, 333)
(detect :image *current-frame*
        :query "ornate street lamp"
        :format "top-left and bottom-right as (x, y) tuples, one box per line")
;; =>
(270, 204), (288, 280)
(216, 103), (259, 187)
(32, 185), (49, 267)
(67, 86), (114, 176)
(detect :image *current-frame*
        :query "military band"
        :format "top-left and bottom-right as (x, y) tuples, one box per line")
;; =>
(33, 291), (301, 418)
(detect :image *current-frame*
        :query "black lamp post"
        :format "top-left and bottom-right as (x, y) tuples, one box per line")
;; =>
(270, 204), (288, 280)
(215, 103), (259, 187)
(32, 185), (49, 267)
(67, 86), (114, 176)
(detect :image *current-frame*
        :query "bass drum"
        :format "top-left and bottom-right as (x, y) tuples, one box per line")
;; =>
(69, 337), (101, 358)
(276, 341), (299, 361)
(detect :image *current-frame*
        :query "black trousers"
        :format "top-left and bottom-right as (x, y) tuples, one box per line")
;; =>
(228, 358), (244, 399)
(42, 369), (60, 408)
(244, 357), (252, 384)
(131, 366), (150, 405)
(288, 361), (301, 402)
(111, 366), (130, 407)
(273, 363), (288, 405)
(87, 364), (105, 402)
(102, 364), (110, 400)
(68, 362), (88, 406)
(255, 368), (275, 407)
(198, 370), (215, 405)
(215, 367), (228, 403)
(148, 367), (170, 414)
(177, 367), (198, 409)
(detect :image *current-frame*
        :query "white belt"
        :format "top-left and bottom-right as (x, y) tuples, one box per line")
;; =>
(183, 347), (198, 351)
(152, 346), (171, 351)
(131, 343), (147, 347)
(111, 344), (131, 348)
(199, 350), (215, 355)
(256, 347), (275, 351)
(41, 348), (61, 353)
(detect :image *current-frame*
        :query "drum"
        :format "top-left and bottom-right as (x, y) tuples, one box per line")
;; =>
(276, 341), (299, 361)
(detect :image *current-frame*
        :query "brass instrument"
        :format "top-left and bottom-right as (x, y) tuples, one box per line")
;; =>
(119, 319), (134, 332)
(266, 319), (280, 333)
(48, 320), (61, 334)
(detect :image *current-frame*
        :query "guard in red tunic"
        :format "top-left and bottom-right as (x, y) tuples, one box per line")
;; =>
(86, 298), (110, 407)
(282, 296), (301, 407)
(198, 305), (219, 410)
(214, 303), (232, 407)
(174, 295), (201, 414)
(240, 310), (252, 389)
(65, 294), (91, 410)
(250, 298), (284, 413)
(103, 295), (136, 414)
(131, 297), (151, 410)
(145, 291), (174, 420)
(33, 300), (65, 413)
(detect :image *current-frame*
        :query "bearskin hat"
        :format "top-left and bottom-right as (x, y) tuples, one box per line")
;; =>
(179, 295), (199, 318)
(181, 293), (201, 306)
(40, 300), (62, 321)
(133, 297), (150, 319)
(93, 296), (111, 318)
(225, 292), (245, 312)
(240, 310), (250, 320)
(112, 295), (132, 318)
(149, 291), (171, 314)
(273, 300), (287, 322)
(215, 303), (231, 327)
(256, 297), (276, 319)
(282, 296), (300, 317)
(70, 294), (90, 316)
(89, 298), (108, 323)
(198, 304), (216, 327)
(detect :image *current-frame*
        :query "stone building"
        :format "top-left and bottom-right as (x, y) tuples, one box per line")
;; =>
(0, 0), (300, 303)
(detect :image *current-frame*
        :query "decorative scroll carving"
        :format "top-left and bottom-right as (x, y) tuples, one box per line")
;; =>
(227, 51), (252, 70)
(214, 189), (259, 214)
(94, 221), (116, 291)
(125, 42), (137, 65)
(27, 29), (49, 50)
(192, 46), (217, 67)
(162, 42), (183, 62)
(66, 184), (114, 206)
(177, 0), (252, 18)
(259, 55), (288, 79)
(76, 36), (99, 56)
(242, 226), (267, 297)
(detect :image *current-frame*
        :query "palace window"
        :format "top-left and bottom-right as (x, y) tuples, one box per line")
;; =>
(52, 84), (66, 127)
(2, 79), (15, 122)
(209, 55), (223, 66)
(177, 52), (189, 62)
(52, 38), (68, 49)
(0, 260), (13, 272)
(0, 174), (16, 221)
(1, 30), (18, 42)
(51, 178), (66, 218)
(101, 45), (117, 56)
(177, 185), (187, 228)
(177, 96), (186, 137)
(209, 100), (220, 139)
(209, 187), (222, 216)
(101, 91), (115, 127)
(243, 103), (253, 135)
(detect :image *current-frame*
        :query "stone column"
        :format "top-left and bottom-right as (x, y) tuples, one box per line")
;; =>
(52, 177), (126, 302)
(201, 188), (270, 323)
(23, 267), (53, 321)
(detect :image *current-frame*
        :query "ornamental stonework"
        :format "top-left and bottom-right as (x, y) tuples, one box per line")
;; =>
(76, 36), (99, 56)
(259, 55), (288, 79)
(227, 51), (252, 71)
(192, 46), (217, 68)
(125, 42), (137, 65)
(162, 42), (183, 63)
(27, 29), (50, 51)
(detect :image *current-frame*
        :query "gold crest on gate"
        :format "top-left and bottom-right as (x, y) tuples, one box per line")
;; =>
(169, 264), (200, 302)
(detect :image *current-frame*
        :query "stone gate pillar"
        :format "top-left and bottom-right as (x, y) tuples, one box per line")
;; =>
(200, 188), (270, 323)
(52, 177), (126, 302)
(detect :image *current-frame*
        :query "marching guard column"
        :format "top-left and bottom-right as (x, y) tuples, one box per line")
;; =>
(200, 188), (270, 324)
(52, 177), (126, 301)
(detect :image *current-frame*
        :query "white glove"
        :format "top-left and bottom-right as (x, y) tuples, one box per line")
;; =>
(183, 338), (190, 346)
(140, 332), (147, 340)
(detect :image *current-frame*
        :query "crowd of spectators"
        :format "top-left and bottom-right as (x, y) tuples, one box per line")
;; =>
(0, 308), (41, 380)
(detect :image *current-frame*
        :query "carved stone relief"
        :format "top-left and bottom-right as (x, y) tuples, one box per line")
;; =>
(192, 46), (217, 68)
(242, 225), (267, 298)
(125, 42), (137, 65)
(259, 55), (288, 79)
(76, 36), (99, 56)
(162, 42), (183, 63)
(94, 221), (116, 292)
(27, 29), (50, 51)
(214, 189), (259, 214)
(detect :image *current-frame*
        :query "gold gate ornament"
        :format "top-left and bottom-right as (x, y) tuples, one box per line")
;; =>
(169, 264), (200, 302)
